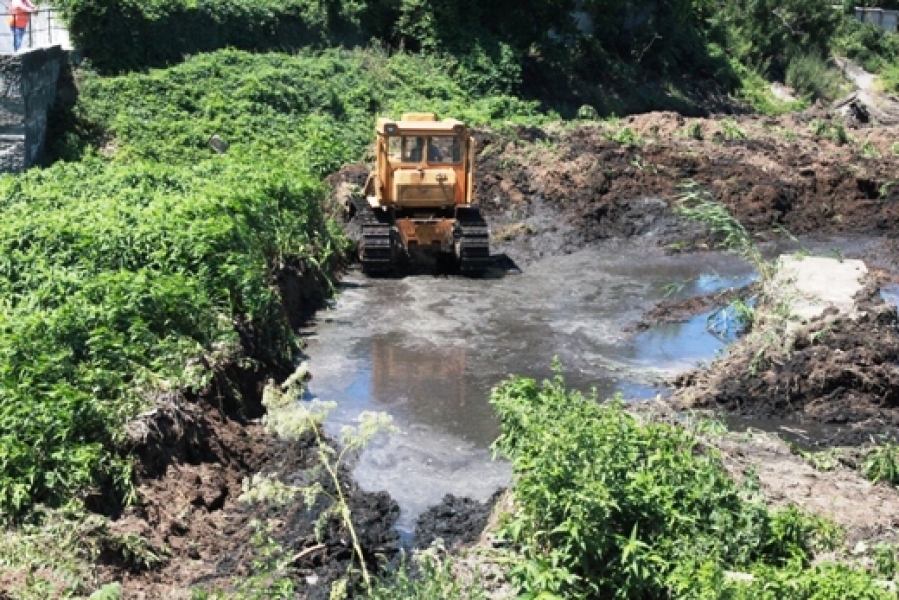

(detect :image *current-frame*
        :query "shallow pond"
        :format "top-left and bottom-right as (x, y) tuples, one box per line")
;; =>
(301, 242), (756, 536)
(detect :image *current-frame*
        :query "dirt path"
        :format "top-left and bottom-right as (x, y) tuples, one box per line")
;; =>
(834, 57), (899, 125)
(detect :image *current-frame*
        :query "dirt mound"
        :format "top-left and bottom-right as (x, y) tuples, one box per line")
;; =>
(108, 389), (400, 599)
(465, 114), (899, 266)
(413, 491), (505, 551)
(673, 284), (899, 446)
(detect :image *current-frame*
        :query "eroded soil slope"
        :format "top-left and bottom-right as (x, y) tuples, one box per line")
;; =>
(475, 111), (899, 264)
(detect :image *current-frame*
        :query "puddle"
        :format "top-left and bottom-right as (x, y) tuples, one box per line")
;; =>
(881, 283), (899, 308)
(302, 242), (756, 536)
(301, 237), (879, 536)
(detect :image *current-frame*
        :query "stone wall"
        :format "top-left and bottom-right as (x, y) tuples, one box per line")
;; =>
(0, 45), (65, 173)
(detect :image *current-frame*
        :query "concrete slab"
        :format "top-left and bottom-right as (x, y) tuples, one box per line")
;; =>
(771, 255), (868, 324)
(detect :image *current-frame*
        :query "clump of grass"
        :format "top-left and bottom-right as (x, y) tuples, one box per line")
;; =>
(785, 52), (845, 102)
(675, 182), (771, 281)
(719, 118), (748, 141)
(576, 104), (598, 120)
(810, 119), (852, 146)
(863, 443), (899, 486)
(682, 121), (704, 140)
(860, 140), (882, 159)
(606, 126), (643, 146)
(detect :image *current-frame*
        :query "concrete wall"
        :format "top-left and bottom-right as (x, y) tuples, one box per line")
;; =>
(854, 7), (898, 32)
(0, 45), (64, 172)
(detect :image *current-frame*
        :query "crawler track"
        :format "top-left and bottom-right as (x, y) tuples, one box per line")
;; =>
(455, 207), (491, 273)
(352, 196), (393, 274)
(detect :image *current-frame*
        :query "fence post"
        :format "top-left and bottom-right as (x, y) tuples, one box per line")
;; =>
(48, 10), (52, 45)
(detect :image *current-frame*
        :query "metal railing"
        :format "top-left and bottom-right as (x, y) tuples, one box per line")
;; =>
(0, 8), (70, 54)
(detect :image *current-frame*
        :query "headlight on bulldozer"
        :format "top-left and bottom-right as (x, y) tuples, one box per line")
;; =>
(385, 123), (397, 134)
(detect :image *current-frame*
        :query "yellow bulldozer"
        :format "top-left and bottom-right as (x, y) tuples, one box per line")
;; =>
(348, 113), (490, 274)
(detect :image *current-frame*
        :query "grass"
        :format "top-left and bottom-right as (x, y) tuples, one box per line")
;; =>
(785, 52), (846, 102)
(674, 182), (771, 282)
(810, 119), (852, 146)
(863, 444), (899, 486)
(362, 550), (489, 600)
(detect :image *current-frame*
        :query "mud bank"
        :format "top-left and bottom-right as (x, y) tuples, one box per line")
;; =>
(78, 264), (404, 599)
(477, 113), (899, 266)
(672, 281), (899, 447)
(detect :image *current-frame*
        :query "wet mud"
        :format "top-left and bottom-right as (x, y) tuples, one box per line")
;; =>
(413, 490), (505, 551)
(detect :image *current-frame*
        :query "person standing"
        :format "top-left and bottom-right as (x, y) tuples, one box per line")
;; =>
(8, 0), (36, 52)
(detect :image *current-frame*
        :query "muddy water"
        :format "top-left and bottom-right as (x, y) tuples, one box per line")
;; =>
(301, 242), (756, 537)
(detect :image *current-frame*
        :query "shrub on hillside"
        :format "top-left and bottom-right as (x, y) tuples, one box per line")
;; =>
(785, 52), (845, 102)
(55, 0), (367, 73)
(832, 19), (899, 75)
(709, 0), (840, 79)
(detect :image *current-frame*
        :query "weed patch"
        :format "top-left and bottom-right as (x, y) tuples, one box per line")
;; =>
(490, 369), (891, 599)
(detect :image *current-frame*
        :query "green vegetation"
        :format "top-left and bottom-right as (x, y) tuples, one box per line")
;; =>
(675, 182), (770, 281)
(0, 505), (162, 597)
(0, 48), (546, 522)
(362, 551), (489, 600)
(863, 444), (899, 486)
(811, 119), (852, 146)
(490, 371), (891, 599)
(55, 0), (895, 117)
(0, 154), (338, 519)
(785, 52), (846, 102)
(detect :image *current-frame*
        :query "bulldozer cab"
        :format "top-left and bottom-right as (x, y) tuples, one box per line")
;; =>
(365, 113), (475, 209)
(354, 112), (489, 274)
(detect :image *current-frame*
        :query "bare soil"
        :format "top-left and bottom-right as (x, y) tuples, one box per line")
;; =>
(73, 265), (401, 599)
(476, 112), (899, 266)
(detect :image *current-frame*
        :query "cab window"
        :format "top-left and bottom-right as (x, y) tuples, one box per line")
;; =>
(428, 136), (461, 164)
(387, 136), (462, 164)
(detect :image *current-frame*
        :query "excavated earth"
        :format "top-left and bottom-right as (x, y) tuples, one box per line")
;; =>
(77, 109), (899, 597)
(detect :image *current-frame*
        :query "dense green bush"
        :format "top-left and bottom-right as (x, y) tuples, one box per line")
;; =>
(709, 0), (840, 79)
(490, 371), (890, 599)
(832, 18), (899, 74)
(0, 156), (340, 519)
(55, 0), (368, 73)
